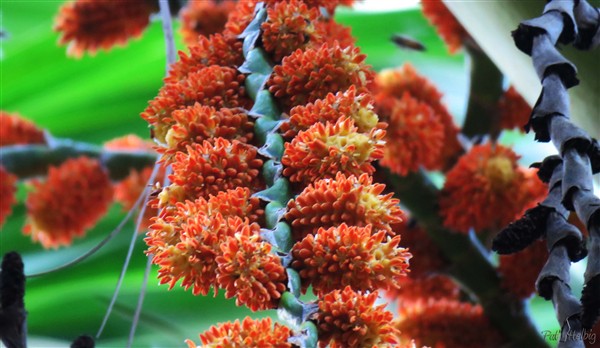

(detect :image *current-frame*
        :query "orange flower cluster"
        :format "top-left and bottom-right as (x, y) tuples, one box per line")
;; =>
(161, 139), (263, 203)
(187, 317), (292, 348)
(142, 65), (251, 143)
(421, 0), (468, 54)
(286, 173), (403, 240)
(280, 86), (381, 139)
(374, 64), (462, 172)
(24, 157), (113, 248)
(148, 202), (280, 310)
(262, 0), (320, 61)
(162, 104), (254, 162)
(380, 93), (445, 175)
(498, 86), (532, 131)
(0, 166), (17, 227)
(54, 0), (158, 57)
(316, 286), (400, 348)
(0, 111), (45, 146)
(396, 298), (503, 347)
(499, 239), (548, 299)
(292, 224), (410, 296)
(269, 43), (375, 110)
(180, 0), (236, 46)
(282, 117), (385, 184)
(440, 143), (545, 233)
(166, 34), (244, 84)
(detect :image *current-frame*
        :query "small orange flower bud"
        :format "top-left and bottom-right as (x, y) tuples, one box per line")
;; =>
(223, 0), (259, 36)
(24, 157), (113, 248)
(54, 0), (158, 57)
(0, 166), (17, 227)
(0, 111), (45, 146)
(187, 317), (292, 348)
(216, 224), (287, 311)
(291, 223), (411, 296)
(286, 173), (403, 240)
(313, 19), (356, 49)
(282, 117), (385, 184)
(316, 286), (400, 348)
(269, 43), (375, 110)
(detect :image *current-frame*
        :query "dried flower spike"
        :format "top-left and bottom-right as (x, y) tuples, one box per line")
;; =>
(316, 286), (400, 348)
(286, 173), (403, 240)
(54, 0), (158, 57)
(0, 111), (45, 146)
(24, 157), (113, 248)
(187, 317), (291, 348)
(291, 223), (411, 296)
(282, 117), (385, 184)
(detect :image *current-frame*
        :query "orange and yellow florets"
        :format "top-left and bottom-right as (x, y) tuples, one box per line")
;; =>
(286, 173), (403, 240)
(24, 157), (113, 248)
(291, 223), (411, 296)
(282, 117), (385, 184)
(180, 0), (236, 46)
(0, 166), (17, 227)
(421, 0), (468, 54)
(0, 111), (45, 146)
(187, 317), (292, 348)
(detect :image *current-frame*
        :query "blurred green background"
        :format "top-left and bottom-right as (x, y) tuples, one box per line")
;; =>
(1, 1), (568, 347)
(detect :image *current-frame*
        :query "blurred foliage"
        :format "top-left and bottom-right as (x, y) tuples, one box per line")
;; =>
(0, 2), (561, 347)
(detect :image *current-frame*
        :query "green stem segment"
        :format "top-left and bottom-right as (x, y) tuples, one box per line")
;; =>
(461, 44), (505, 139)
(381, 167), (548, 347)
(0, 140), (157, 181)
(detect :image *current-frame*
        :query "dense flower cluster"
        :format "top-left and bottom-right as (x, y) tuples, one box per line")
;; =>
(187, 317), (292, 348)
(269, 43), (375, 110)
(291, 224), (410, 295)
(24, 157), (113, 248)
(498, 239), (548, 298)
(440, 143), (544, 233)
(54, 0), (158, 57)
(180, 0), (236, 46)
(282, 117), (385, 184)
(0, 166), (17, 227)
(374, 64), (462, 171)
(0, 111), (45, 146)
(142, 65), (251, 143)
(286, 173), (403, 240)
(395, 298), (503, 347)
(420, 0), (468, 54)
(316, 286), (400, 348)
